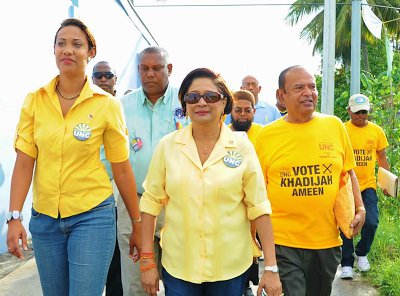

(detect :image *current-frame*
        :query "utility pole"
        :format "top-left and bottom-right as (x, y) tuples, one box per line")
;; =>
(321, 0), (336, 115)
(350, 0), (362, 94)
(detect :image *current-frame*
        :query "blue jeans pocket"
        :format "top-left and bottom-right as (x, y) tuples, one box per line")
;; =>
(31, 207), (41, 218)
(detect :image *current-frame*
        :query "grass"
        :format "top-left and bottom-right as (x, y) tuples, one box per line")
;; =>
(363, 193), (400, 296)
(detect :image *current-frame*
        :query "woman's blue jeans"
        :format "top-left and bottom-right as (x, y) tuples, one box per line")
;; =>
(29, 195), (116, 296)
(162, 267), (249, 296)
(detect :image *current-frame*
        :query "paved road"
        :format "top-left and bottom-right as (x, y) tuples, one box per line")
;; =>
(0, 255), (378, 296)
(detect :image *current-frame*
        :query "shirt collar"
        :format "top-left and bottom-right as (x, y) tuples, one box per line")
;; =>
(139, 84), (173, 106)
(175, 123), (238, 148)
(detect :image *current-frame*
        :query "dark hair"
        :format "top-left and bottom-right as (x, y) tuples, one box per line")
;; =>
(278, 65), (303, 89)
(92, 61), (116, 75)
(233, 90), (255, 108)
(138, 46), (169, 64)
(178, 68), (233, 115)
(54, 18), (97, 57)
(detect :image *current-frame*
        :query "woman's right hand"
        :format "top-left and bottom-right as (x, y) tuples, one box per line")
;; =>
(7, 220), (28, 259)
(140, 260), (159, 296)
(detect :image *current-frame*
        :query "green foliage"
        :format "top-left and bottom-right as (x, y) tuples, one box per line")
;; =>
(367, 193), (400, 296)
(286, 0), (400, 67)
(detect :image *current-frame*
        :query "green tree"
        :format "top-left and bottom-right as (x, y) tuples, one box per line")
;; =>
(286, 0), (400, 70)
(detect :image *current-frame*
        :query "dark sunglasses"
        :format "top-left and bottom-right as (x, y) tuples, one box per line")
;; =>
(93, 72), (115, 79)
(184, 92), (224, 104)
(353, 110), (368, 115)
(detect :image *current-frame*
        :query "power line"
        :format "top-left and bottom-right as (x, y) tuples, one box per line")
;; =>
(367, 4), (400, 11)
(132, 3), (343, 8)
(131, 2), (400, 10)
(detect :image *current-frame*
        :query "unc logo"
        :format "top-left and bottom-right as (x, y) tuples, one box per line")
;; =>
(355, 96), (366, 104)
(223, 151), (242, 168)
(319, 142), (334, 151)
(73, 123), (92, 141)
(174, 107), (185, 119)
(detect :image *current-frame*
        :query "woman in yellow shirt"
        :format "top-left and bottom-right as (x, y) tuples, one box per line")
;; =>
(6, 18), (141, 296)
(139, 68), (282, 296)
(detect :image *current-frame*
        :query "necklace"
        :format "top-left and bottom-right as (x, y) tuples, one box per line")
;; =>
(56, 83), (80, 100)
(197, 142), (210, 155)
(194, 127), (221, 155)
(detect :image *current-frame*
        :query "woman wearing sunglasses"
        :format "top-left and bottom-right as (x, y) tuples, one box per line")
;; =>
(139, 68), (282, 296)
(7, 18), (141, 295)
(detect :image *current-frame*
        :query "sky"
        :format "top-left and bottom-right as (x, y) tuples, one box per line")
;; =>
(135, 0), (322, 103)
(0, 0), (322, 252)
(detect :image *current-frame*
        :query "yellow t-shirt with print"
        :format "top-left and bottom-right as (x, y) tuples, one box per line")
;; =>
(345, 121), (388, 191)
(14, 76), (129, 218)
(256, 113), (355, 249)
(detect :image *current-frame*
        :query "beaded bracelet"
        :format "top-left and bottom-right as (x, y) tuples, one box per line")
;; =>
(140, 252), (154, 260)
(140, 263), (157, 272)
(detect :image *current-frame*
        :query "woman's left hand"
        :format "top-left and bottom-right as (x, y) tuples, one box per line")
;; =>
(129, 222), (142, 262)
(257, 271), (282, 296)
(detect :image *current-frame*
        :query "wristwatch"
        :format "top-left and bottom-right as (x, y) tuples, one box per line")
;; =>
(264, 265), (279, 273)
(6, 210), (23, 224)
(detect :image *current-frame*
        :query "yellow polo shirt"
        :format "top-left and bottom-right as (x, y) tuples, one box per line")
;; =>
(14, 76), (129, 218)
(140, 124), (271, 283)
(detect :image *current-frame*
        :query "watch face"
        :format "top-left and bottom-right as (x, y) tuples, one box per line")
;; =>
(12, 211), (20, 219)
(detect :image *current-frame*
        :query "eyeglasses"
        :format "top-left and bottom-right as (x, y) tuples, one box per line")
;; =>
(93, 72), (115, 79)
(233, 107), (253, 114)
(184, 92), (224, 104)
(353, 110), (368, 115)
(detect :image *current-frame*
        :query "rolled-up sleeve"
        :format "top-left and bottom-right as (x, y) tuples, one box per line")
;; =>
(140, 139), (167, 216)
(104, 99), (130, 163)
(14, 93), (38, 159)
(243, 144), (272, 220)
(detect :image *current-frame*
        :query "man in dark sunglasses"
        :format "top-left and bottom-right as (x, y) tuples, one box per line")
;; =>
(92, 61), (117, 96)
(340, 93), (391, 280)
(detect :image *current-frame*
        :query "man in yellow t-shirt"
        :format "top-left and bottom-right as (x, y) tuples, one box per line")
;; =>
(228, 89), (262, 296)
(340, 93), (390, 280)
(256, 66), (366, 296)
